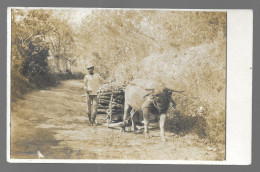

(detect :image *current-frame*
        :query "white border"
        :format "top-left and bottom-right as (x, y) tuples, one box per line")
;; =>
(6, 7), (229, 11)
(6, 8), (253, 165)
(7, 7), (11, 162)
(226, 10), (252, 165)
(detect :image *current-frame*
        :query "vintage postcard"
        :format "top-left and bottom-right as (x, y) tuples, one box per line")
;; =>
(7, 8), (252, 164)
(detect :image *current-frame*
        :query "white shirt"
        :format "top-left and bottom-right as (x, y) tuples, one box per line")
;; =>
(84, 73), (103, 95)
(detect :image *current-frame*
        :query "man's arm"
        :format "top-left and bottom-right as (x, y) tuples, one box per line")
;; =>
(84, 76), (87, 91)
(84, 76), (92, 93)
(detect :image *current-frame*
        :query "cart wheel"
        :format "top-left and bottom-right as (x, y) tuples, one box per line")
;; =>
(106, 119), (110, 127)
(106, 110), (112, 127)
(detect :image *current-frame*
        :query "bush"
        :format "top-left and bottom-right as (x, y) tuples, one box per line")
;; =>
(111, 40), (226, 143)
(11, 69), (32, 100)
(11, 70), (85, 100)
(48, 71), (85, 81)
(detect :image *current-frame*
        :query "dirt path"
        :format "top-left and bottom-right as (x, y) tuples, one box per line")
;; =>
(10, 80), (223, 160)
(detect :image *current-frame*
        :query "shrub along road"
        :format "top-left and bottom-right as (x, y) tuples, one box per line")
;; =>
(10, 80), (223, 160)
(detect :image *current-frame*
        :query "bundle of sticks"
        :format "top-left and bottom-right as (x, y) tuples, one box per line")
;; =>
(97, 83), (125, 121)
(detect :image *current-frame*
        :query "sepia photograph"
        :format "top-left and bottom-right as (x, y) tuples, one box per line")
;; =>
(8, 8), (228, 162)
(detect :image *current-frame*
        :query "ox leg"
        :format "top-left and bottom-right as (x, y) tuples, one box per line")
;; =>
(143, 107), (150, 138)
(122, 104), (131, 132)
(160, 114), (167, 142)
(130, 109), (138, 132)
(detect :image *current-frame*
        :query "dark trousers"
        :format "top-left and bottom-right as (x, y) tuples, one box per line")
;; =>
(86, 94), (98, 125)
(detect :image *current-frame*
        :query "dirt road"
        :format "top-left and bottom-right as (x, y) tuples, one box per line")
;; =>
(10, 80), (223, 160)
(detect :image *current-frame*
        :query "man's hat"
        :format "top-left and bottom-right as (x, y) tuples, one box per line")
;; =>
(87, 64), (94, 69)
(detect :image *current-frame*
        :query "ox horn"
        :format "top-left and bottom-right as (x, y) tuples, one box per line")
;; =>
(145, 88), (155, 93)
(143, 88), (155, 98)
(169, 89), (184, 93)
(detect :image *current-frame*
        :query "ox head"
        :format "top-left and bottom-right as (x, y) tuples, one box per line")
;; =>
(144, 87), (177, 111)
(144, 87), (184, 110)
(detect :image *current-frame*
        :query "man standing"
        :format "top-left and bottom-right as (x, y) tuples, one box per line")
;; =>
(84, 64), (103, 125)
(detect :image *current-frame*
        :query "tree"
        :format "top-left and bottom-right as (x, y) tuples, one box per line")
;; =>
(12, 9), (52, 87)
(46, 16), (76, 72)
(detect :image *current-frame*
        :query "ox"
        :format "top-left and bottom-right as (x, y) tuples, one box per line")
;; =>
(121, 79), (181, 141)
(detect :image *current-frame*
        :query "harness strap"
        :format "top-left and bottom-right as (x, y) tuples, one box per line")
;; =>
(153, 101), (169, 111)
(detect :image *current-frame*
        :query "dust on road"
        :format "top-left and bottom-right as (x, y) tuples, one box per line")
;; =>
(10, 80), (223, 160)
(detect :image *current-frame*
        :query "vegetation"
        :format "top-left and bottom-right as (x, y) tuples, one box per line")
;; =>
(11, 9), (226, 147)
(11, 9), (83, 99)
(78, 10), (226, 145)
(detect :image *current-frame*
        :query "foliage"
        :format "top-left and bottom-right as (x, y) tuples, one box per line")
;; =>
(11, 9), (52, 98)
(77, 10), (226, 143)
(46, 16), (76, 72)
(11, 9), (79, 99)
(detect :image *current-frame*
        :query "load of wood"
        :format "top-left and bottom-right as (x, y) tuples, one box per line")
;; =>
(97, 83), (125, 122)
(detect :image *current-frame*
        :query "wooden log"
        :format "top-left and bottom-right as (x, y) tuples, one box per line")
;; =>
(111, 109), (123, 112)
(113, 95), (124, 99)
(112, 91), (124, 94)
(98, 105), (109, 109)
(98, 103), (109, 106)
(113, 100), (124, 103)
(111, 101), (123, 105)
(99, 90), (123, 94)
(113, 91), (124, 94)
(98, 100), (124, 106)
(102, 89), (113, 92)
(99, 99), (110, 104)
(97, 107), (123, 111)
(98, 90), (124, 95)
(114, 100), (124, 104)
(98, 92), (112, 96)
(97, 109), (123, 114)
(98, 96), (111, 100)
(98, 105), (123, 110)
(98, 109), (108, 113)
(98, 102), (109, 106)
(112, 111), (123, 114)
(98, 90), (112, 94)
(111, 104), (124, 109)
(97, 111), (107, 114)
(111, 107), (121, 111)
